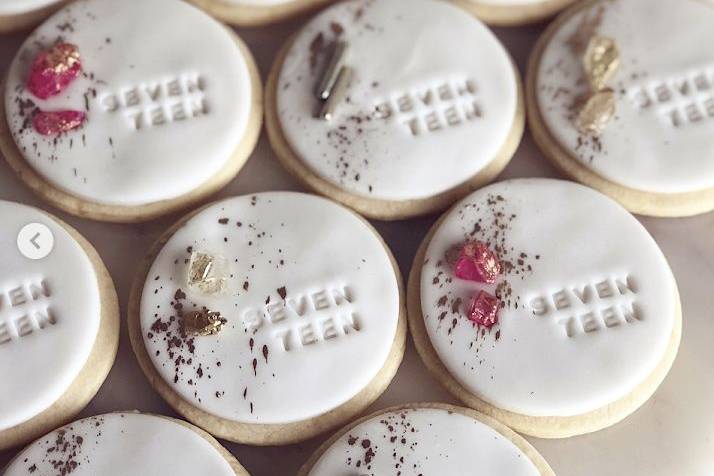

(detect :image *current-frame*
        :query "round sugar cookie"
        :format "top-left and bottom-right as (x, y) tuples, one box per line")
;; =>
(0, 0), (262, 223)
(407, 178), (681, 438)
(0, 0), (67, 33)
(0, 200), (119, 450)
(187, 0), (335, 26)
(266, 0), (524, 220)
(448, 0), (577, 26)
(298, 403), (554, 476)
(3, 412), (250, 475)
(129, 191), (406, 445)
(527, 0), (714, 217)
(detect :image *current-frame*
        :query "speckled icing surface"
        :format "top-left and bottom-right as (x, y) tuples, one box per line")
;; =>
(420, 179), (676, 417)
(0, 201), (99, 431)
(4, 413), (236, 475)
(308, 407), (540, 475)
(276, 0), (518, 201)
(536, 0), (714, 194)
(140, 192), (400, 424)
(0, 0), (61, 15)
(4, 0), (252, 206)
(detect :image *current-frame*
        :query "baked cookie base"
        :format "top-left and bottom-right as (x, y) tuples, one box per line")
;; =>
(0, 212), (120, 451)
(3, 412), (251, 475)
(265, 35), (526, 221)
(526, 0), (714, 217)
(449, 0), (577, 26)
(128, 199), (408, 446)
(0, 2), (68, 34)
(0, 32), (263, 223)
(187, 0), (334, 26)
(297, 402), (555, 476)
(406, 211), (683, 439)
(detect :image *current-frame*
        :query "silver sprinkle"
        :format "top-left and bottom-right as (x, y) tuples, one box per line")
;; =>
(317, 66), (352, 121)
(316, 40), (348, 101)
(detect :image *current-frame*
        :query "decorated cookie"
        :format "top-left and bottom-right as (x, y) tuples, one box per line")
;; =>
(128, 192), (406, 445)
(0, 200), (119, 450)
(407, 179), (681, 438)
(0, 0), (262, 223)
(528, 0), (714, 216)
(266, 0), (524, 220)
(298, 403), (554, 476)
(0, 0), (66, 33)
(448, 0), (577, 26)
(3, 412), (250, 475)
(187, 0), (335, 26)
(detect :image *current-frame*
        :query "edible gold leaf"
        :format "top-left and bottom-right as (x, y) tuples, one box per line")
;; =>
(583, 36), (620, 91)
(187, 251), (228, 295)
(576, 89), (616, 135)
(182, 310), (225, 336)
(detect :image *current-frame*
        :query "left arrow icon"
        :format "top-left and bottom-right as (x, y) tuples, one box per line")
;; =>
(18, 223), (54, 260)
(30, 232), (42, 249)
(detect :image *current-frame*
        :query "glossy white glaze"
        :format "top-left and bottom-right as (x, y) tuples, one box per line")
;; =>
(4, 413), (236, 475)
(420, 179), (676, 416)
(0, 200), (99, 431)
(309, 407), (540, 475)
(4, 0), (252, 205)
(276, 0), (518, 201)
(140, 192), (401, 424)
(536, 0), (714, 193)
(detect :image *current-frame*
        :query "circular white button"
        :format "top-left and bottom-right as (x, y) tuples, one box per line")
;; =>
(17, 223), (54, 260)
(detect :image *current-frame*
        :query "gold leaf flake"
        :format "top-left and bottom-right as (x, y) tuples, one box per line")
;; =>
(181, 310), (226, 336)
(187, 251), (228, 295)
(576, 89), (616, 135)
(583, 36), (620, 91)
(47, 43), (80, 74)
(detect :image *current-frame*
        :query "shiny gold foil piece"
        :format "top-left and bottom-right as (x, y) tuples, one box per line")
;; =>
(583, 36), (620, 90)
(187, 251), (228, 295)
(47, 44), (80, 74)
(577, 89), (616, 135)
(182, 310), (226, 336)
(575, 35), (620, 135)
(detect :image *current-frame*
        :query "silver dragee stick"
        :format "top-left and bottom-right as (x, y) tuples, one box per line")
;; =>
(315, 40), (348, 100)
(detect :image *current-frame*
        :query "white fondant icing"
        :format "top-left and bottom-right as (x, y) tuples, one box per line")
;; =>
(4, 413), (236, 475)
(276, 0), (518, 201)
(536, 0), (714, 194)
(0, 0), (62, 15)
(309, 407), (540, 475)
(140, 192), (401, 424)
(4, 0), (252, 206)
(420, 179), (676, 417)
(0, 200), (100, 431)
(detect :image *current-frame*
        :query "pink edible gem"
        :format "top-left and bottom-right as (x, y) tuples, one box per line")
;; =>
(33, 110), (86, 136)
(468, 291), (499, 328)
(27, 43), (82, 100)
(454, 241), (501, 283)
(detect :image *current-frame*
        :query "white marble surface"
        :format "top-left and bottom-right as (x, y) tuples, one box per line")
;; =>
(1, 4), (713, 475)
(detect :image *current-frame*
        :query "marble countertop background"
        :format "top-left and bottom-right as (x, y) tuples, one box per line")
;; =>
(1, 5), (713, 475)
